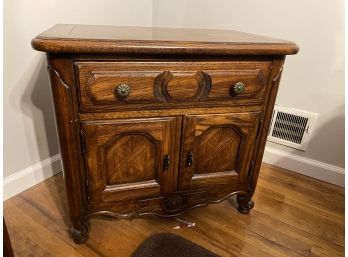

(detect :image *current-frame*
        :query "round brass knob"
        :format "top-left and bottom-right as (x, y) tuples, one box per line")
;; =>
(232, 82), (245, 95)
(115, 84), (130, 99)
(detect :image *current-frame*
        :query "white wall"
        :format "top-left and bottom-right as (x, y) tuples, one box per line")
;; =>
(4, 1), (152, 198)
(152, 0), (345, 170)
(4, 0), (344, 199)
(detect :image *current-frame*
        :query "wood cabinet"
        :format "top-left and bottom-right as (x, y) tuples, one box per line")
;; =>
(32, 24), (298, 243)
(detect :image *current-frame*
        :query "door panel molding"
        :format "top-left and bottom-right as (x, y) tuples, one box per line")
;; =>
(178, 112), (261, 196)
(81, 117), (179, 206)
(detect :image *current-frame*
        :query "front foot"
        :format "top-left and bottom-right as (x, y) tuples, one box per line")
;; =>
(237, 195), (254, 214)
(70, 220), (90, 244)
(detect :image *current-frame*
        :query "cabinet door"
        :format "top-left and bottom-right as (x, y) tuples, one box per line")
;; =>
(178, 113), (261, 196)
(81, 117), (179, 206)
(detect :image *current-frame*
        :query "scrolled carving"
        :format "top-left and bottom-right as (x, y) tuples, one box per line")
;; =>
(194, 71), (212, 100)
(153, 70), (212, 102)
(154, 71), (173, 102)
(47, 65), (70, 89)
(47, 64), (75, 125)
(84, 190), (249, 220)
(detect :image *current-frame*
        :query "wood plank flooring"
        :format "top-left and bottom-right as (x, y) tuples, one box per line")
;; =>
(4, 163), (344, 257)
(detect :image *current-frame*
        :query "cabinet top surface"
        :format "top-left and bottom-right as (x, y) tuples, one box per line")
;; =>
(32, 24), (298, 55)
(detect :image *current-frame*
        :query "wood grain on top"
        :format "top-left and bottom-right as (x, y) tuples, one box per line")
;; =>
(32, 24), (298, 55)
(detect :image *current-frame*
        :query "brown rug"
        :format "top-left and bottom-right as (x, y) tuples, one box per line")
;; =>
(131, 233), (220, 257)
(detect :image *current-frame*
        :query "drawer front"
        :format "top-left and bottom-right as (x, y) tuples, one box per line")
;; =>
(75, 61), (272, 111)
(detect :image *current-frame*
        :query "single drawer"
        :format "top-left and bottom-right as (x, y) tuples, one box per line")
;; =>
(75, 61), (272, 111)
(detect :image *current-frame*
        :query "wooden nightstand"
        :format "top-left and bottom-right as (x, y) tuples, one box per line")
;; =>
(32, 24), (298, 243)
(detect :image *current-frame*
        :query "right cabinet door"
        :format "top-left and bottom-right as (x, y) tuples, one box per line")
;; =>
(178, 112), (261, 197)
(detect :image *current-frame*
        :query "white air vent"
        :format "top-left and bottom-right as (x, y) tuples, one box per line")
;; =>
(267, 105), (318, 151)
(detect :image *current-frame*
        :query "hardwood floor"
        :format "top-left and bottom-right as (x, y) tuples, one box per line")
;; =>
(4, 163), (344, 257)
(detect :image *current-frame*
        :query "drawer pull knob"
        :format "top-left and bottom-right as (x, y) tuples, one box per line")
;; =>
(186, 151), (193, 167)
(232, 82), (245, 95)
(163, 154), (170, 170)
(115, 84), (130, 99)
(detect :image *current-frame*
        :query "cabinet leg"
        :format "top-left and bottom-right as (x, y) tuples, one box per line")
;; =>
(237, 194), (254, 214)
(69, 219), (90, 244)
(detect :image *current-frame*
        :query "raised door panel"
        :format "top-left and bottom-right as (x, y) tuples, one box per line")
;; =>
(178, 113), (261, 197)
(103, 133), (157, 185)
(81, 117), (180, 207)
(195, 126), (241, 174)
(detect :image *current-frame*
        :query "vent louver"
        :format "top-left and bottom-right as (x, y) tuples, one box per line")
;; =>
(267, 105), (318, 151)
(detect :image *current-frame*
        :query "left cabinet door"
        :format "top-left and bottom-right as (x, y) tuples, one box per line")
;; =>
(81, 117), (180, 207)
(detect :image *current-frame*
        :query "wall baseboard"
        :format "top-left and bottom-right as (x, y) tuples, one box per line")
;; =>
(263, 146), (345, 187)
(3, 154), (62, 201)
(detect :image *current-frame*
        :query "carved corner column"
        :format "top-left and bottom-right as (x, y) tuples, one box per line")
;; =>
(46, 54), (89, 243)
(236, 56), (285, 214)
(248, 56), (286, 196)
